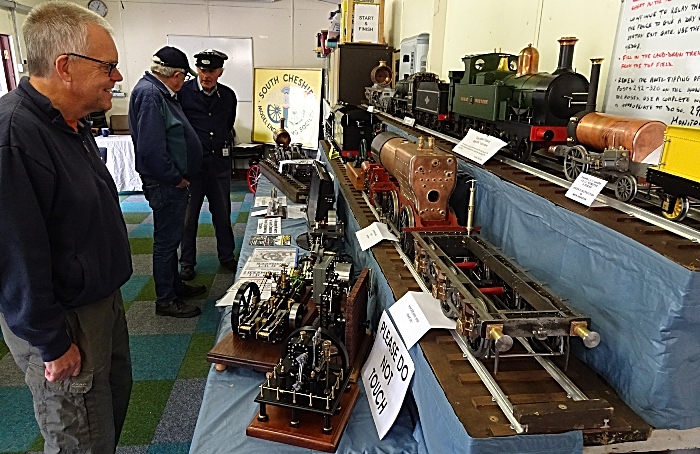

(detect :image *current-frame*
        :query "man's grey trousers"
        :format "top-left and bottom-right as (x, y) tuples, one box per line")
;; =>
(0, 291), (132, 453)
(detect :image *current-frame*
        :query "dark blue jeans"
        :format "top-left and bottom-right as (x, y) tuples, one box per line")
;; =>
(180, 170), (235, 267)
(142, 181), (189, 304)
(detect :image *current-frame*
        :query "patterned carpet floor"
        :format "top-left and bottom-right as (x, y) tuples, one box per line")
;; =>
(0, 179), (252, 454)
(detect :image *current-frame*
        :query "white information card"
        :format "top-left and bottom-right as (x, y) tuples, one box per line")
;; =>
(362, 311), (415, 439)
(388, 292), (457, 350)
(452, 129), (507, 165)
(565, 173), (608, 207)
(256, 217), (281, 235)
(355, 222), (398, 251)
(254, 196), (287, 207)
(402, 116), (416, 127)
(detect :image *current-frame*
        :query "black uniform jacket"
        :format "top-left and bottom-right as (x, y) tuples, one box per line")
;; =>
(178, 79), (237, 176)
(0, 77), (133, 362)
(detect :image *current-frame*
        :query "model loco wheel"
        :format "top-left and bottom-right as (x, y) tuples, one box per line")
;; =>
(231, 282), (260, 332)
(467, 335), (489, 358)
(247, 165), (260, 194)
(398, 206), (416, 259)
(662, 195), (690, 222)
(614, 175), (638, 202)
(514, 138), (534, 162)
(384, 190), (400, 227)
(563, 145), (590, 181)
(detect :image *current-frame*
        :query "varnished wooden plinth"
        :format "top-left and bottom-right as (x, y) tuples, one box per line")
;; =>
(206, 302), (317, 373)
(246, 384), (360, 452)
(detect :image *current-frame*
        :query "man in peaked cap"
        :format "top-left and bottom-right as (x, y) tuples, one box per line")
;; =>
(129, 45), (206, 318)
(178, 49), (238, 280)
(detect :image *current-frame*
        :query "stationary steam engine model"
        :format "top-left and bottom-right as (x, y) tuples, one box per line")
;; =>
(231, 264), (310, 344)
(367, 37), (604, 162)
(249, 244), (369, 438)
(259, 118), (312, 203)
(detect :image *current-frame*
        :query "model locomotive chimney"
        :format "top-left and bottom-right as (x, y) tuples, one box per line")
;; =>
(586, 58), (604, 112)
(553, 37), (578, 74)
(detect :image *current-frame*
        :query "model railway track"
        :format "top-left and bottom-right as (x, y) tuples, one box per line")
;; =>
(323, 143), (650, 443)
(370, 109), (700, 271)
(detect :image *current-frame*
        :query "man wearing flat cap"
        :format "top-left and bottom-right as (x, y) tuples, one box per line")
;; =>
(178, 49), (238, 280)
(129, 46), (206, 318)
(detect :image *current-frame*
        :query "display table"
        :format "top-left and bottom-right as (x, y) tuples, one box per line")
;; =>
(95, 135), (141, 192)
(189, 176), (419, 454)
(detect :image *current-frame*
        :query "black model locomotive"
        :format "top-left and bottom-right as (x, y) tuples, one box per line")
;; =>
(368, 38), (604, 162)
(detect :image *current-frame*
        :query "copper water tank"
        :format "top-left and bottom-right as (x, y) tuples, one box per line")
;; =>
(572, 112), (667, 162)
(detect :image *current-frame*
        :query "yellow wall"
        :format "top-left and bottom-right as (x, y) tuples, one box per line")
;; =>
(385, 0), (622, 110)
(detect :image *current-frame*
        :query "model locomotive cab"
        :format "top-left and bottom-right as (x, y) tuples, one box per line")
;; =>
(647, 125), (700, 221)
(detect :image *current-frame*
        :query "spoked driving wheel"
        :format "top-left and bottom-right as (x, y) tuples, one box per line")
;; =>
(563, 145), (590, 181)
(398, 206), (416, 259)
(231, 282), (260, 332)
(614, 175), (638, 202)
(662, 195), (690, 222)
(383, 190), (400, 227)
(247, 165), (260, 194)
(514, 138), (534, 162)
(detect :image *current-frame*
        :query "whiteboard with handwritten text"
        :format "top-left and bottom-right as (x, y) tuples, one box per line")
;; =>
(603, 0), (700, 126)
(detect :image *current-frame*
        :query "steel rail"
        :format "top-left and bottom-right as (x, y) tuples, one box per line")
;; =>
(370, 109), (700, 243)
(358, 184), (585, 433)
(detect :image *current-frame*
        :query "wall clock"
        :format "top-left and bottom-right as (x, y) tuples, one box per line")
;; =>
(87, 0), (108, 17)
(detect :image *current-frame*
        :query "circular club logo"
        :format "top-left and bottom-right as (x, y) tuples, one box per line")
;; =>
(257, 72), (318, 143)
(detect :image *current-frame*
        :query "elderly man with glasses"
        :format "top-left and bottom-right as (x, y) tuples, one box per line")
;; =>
(129, 46), (206, 318)
(0, 2), (132, 452)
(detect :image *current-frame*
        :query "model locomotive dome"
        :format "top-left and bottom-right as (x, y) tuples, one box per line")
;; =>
(516, 44), (539, 77)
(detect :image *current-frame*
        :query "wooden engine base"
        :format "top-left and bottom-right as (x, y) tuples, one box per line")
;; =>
(246, 384), (360, 452)
(206, 302), (317, 373)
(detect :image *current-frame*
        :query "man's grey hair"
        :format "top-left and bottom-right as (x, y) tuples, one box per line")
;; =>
(23, 1), (113, 78)
(150, 63), (185, 78)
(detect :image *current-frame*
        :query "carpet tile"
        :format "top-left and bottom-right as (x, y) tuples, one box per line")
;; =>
(0, 356), (24, 387)
(130, 237), (155, 255)
(129, 224), (155, 238)
(178, 334), (217, 379)
(146, 443), (190, 454)
(126, 301), (202, 336)
(0, 180), (251, 453)
(152, 378), (206, 444)
(121, 274), (150, 303)
(119, 380), (174, 446)
(195, 299), (223, 334)
(0, 387), (36, 452)
(123, 212), (151, 224)
(195, 223), (215, 237)
(116, 446), (148, 454)
(130, 335), (193, 381)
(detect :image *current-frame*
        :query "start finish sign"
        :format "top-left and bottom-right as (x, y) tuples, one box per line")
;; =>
(361, 311), (415, 439)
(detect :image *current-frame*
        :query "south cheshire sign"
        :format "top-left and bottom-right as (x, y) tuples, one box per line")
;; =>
(252, 68), (322, 149)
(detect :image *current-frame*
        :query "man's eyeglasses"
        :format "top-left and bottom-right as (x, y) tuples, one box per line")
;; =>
(179, 71), (193, 81)
(63, 53), (119, 77)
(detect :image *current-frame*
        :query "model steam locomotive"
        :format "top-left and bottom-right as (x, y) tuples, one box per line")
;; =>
(362, 132), (464, 257)
(367, 37), (603, 162)
(354, 132), (600, 360)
